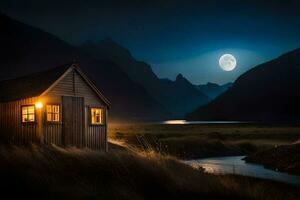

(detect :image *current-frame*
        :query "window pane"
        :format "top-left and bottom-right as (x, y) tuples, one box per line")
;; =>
(91, 108), (103, 125)
(99, 109), (102, 123)
(28, 114), (34, 122)
(55, 106), (59, 113)
(47, 113), (52, 121)
(52, 106), (56, 113)
(22, 106), (35, 122)
(46, 105), (60, 122)
(22, 107), (27, 115)
(46, 105), (52, 113)
(22, 115), (27, 122)
(28, 106), (35, 114)
(54, 114), (59, 121)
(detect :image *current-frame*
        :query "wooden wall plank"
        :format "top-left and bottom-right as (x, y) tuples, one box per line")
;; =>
(0, 97), (40, 144)
(0, 68), (108, 150)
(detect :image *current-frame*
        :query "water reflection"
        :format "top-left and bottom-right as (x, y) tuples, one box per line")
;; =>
(163, 120), (188, 124)
(162, 120), (243, 125)
(185, 156), (300, 186)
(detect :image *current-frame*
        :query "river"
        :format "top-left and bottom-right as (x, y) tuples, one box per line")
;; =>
(185, 156), (300, 186)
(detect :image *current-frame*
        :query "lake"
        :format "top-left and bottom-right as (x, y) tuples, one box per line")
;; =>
(185, 156), (300, 186)
(160, 120), (245, 125)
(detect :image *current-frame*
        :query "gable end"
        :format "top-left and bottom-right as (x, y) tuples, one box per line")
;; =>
(41, 64), (111, 107)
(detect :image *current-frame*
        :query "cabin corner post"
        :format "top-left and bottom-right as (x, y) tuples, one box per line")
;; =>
(105, 108), (108, 152)
(82, 98), (86, 148)
(37, 102), (45, 144)
(41, 108), (45, 145)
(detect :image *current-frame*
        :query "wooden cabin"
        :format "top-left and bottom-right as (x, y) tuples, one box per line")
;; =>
(0, 63), (110, 151)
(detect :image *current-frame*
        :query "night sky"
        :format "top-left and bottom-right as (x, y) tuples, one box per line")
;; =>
(1, 0), (300, 84)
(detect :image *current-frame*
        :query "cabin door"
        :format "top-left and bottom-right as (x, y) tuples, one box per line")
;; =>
(62, 96), (85, 147)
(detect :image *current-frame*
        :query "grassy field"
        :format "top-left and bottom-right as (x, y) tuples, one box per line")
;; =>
(0, 123), (296, 199)
(0, 144), (298, 200)
(108, 123), (300, 159)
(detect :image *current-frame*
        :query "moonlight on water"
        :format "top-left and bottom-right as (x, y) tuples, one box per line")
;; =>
(219, 54), (237, 71)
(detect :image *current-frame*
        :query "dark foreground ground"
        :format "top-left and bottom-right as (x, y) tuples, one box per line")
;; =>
(0, 145), (298, 200)
(245, 143), (300, 175)
(109, 123), (300, 159)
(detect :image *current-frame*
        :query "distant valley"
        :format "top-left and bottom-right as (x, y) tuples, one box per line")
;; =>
(197, 82), (232, 100)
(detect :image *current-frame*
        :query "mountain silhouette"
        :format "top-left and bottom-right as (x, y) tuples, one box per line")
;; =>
(0, 13), (170, 121)
(81, 40), (210, 117)
(197, 82), (232, 99)
(187, 49), (300, 121)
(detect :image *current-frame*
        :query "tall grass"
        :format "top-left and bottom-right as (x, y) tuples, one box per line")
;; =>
(109, 123), (300, 159)
(0, 144), (298, 200)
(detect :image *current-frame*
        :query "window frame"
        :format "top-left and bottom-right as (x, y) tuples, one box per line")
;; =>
(45, 104), (61, 124)
(89, 107), (105, 126)
(21, 105), (36, 124)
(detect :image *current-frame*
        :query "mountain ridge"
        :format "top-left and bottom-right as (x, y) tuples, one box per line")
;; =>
(187, 48), (300, 121)
(80, 40), (210, 117)
(197, 82), (233, 99)
(0, 12), (170, 121)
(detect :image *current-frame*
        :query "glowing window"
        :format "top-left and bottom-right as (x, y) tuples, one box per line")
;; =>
(46, 105), (60, 122)
(91, 108), (104, 125)
(22, 105), (35, 123)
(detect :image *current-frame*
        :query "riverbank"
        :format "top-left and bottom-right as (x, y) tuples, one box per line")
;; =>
(245, 143), (300, 175)
(186, 156), (300, 186)
(0, 144), (298, 199)
(109, 123), (300, 159)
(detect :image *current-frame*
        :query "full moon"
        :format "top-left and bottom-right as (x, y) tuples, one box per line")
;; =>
(219, 54), (237, 71)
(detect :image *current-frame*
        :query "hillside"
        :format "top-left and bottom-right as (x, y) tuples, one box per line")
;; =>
(81, 39), (210, 117)
(0, 145), (298, 200)
(0, 13), (170, 121)
(187, 48), (300, 121)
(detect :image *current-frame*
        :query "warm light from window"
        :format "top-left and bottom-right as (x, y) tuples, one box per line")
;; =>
(22, 105), (35, 122)
(91, 108), (103, 125)
(46, 105), (60, 122)
(35, 102), (43, 109)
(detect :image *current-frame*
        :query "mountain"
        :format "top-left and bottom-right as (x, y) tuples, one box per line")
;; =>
(80, 39), (210, 117)
(187, 49), (300, 121)
(158, 74), (210, 116)
(0, 13), (170, 121)
(197, 82), (232, 99)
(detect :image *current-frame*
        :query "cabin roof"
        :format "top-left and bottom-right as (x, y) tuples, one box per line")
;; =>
(0, 63), (111, 107)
